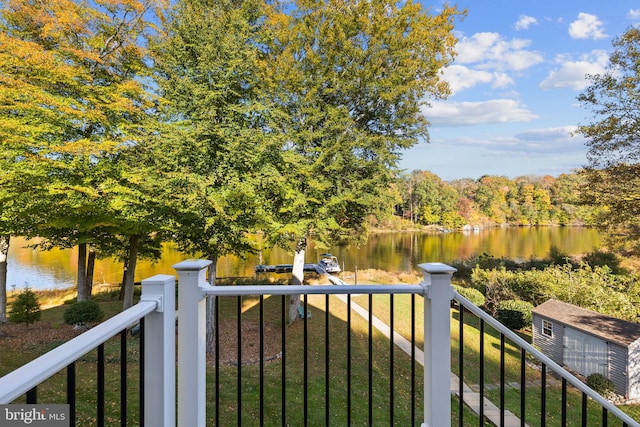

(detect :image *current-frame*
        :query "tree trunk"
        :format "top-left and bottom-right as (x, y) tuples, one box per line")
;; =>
(0, 235), (10, 323)
(122, 236), (139, 310)
(289, 237), (306, 324)
(77, 243), (88, 301)
(85, 246), (96, 299)
(206, 255), (218, 354)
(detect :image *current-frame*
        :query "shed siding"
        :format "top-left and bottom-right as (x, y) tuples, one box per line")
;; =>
(609, 342), (628, 397)
(628, 339), (640, 399)
(532, 314), (563, 364)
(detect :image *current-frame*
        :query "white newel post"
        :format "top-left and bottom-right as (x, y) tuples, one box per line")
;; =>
(141, 274), (176, 427)
(174, 259), (213, 427)
(419, 262), (456, 427)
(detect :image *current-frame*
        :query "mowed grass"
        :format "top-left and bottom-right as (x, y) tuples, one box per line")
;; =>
(2, 287), (640, 426)
(356, 293), (640, 426)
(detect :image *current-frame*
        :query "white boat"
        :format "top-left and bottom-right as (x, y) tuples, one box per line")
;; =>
(318, 253), (341, 274)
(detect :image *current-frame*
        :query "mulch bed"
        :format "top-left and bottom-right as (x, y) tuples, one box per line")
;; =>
(207, 319), (282, 367)
(0, 319), (282, 368)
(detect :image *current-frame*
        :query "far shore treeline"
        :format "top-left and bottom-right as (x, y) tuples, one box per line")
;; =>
(392, 170), (595, 230)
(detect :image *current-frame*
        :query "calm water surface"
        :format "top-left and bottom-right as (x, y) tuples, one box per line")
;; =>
(7, 227), (601, 290)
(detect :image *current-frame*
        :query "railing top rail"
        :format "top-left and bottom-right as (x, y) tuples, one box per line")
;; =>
(0, 300), (158, 404)
(203, 283), (427, 297)
(454, 292), (640, 427)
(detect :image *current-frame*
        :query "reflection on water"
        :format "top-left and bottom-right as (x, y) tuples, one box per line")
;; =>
(7, 227), (601, 290)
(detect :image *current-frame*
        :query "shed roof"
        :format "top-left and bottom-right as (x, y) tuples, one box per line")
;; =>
(532, 299), (640, 347)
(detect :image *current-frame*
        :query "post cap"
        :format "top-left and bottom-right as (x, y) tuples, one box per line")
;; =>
(418, 262), (457, 275)
(172, 259), (213, 271)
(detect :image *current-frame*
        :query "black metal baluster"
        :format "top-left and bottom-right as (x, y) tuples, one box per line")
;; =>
(26, 387), (36, 404)
(479, 319), (485, 427)
(325, 294), (330, 426)
(581, 392), (588, 427)
(368, 293), (373, 427)
(260, 295), (265, 427)
(237, 296), (242, 427)
(215, 296), (220, 427)
(139, 317), (145, 427)
(304, 296), (308, 427)
(98, 343), (105, 427)
(561, 378), (567, 427)
(459, 304), (464, 427)
(121, 330), (127, 427)
(347, 295), (352, 427)
(500, 334), (505, 426)
(520, 348), (526, 427)
(541, 363), (546, 427)
(390, 294), (394, 427)
(67, 362), (76, 427)
(602, 408), (608, 427)
(411, 294), (416, 427)
(281, 295), (286, 426)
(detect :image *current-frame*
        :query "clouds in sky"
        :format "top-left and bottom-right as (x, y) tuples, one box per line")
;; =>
(425, 100), (537, 127)
(540, 50), (609, 90)
(455, 32), (544, 71)
(568, 13), (607, 40)
(403, 2), (637, 179)
(515, 15), (538, 31)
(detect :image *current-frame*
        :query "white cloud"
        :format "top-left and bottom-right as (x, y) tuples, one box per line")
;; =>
(569, 13), (607, 40)
(515, 15), (538, 31)
(515, 126), (585, 153)
(455, 32), (544, 71)
(441, 65), (514, 94)
(423, 99), (538, 127)
(540, 50), (609, 90)
(629, 9), (640, 21)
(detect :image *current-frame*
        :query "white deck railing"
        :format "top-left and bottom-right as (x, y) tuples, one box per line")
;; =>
(0, 274), (177, 427)
(2, 259), (638, 427)
(173, 259), (456, 427)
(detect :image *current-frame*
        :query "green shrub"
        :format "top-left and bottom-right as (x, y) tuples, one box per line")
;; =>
(453, 285), (486, 307)
(495, 299), (533, 330)
(582, 250), (621, 274)
(8, 289), (41, 326)
(63, 301), (104, 326)
(586, 373), (615, 395)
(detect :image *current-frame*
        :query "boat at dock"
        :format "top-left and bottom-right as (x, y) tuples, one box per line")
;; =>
(255, 253), (341, 275)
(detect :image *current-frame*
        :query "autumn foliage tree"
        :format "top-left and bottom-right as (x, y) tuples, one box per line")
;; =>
(0, 0), (166, 304)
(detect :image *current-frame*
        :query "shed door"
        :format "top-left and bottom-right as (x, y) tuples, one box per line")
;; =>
(563, 327), (607, 377)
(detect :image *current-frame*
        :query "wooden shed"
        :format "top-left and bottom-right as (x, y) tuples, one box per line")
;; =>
(532, 299), (640, 399)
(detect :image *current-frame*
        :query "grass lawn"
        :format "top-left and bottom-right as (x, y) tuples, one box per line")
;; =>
(2, 287), (639, 425)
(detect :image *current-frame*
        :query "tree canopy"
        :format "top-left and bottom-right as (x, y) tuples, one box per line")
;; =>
(259, 0), (462, 247)
(576, 27), (640, 254)
(0, 0), (166, 303)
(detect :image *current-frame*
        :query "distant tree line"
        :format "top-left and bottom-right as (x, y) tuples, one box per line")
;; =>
(393, 171), (601, 229)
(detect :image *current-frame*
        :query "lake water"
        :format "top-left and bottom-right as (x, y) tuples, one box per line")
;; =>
(6, 227), (601, 290)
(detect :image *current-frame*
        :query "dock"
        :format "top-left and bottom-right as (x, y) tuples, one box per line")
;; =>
(255, 263), (328, 274)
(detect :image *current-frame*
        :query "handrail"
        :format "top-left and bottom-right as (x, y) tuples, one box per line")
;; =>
(204, 283), (425, 297)
(454, 291), (640, 427)
(0, 300), (158, 404)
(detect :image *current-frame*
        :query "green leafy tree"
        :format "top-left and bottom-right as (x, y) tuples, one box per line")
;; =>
(261, 0), (463, 321)
(576, 27), (640, 254)
(150, 0), (276, 348)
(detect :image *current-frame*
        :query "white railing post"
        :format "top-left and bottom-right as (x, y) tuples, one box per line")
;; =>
(141, 274), (176, 427)
(174, 259), (213, 427)
(419, 262), (456, 427)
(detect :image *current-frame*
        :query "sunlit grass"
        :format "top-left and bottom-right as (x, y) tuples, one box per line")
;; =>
(3, 287), (639, 425)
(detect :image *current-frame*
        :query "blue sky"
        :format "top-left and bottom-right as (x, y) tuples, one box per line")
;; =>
(400, 0), (640, 181)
